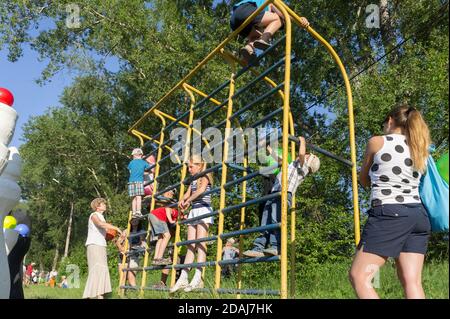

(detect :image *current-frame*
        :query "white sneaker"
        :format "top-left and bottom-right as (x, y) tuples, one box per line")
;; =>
(170, 277), (189, 293)
(184, 279), (204, 292)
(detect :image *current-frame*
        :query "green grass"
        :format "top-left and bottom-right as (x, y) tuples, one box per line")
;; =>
(296, 260), (449, 299)
(24, 260), (449, 299)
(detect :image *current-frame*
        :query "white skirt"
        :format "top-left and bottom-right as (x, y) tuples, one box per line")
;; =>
(83, 245), (112, 298)
(187, 206), (214, 225)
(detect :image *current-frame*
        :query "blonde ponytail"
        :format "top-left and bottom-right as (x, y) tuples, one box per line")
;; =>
(405, 109), (431, 173)
(385, 105), (431, 173)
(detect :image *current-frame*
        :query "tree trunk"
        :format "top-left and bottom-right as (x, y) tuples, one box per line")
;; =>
(52, 243), (59, 271)
(63, 202), (74, 258)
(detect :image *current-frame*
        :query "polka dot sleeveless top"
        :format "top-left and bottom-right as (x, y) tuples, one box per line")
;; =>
(369, 134), (422, 206)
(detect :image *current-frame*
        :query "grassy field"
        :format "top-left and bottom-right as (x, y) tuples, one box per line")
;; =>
(24, 260), (449, 299)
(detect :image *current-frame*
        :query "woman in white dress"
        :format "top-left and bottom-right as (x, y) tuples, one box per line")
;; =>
(83, 198), (122, 299)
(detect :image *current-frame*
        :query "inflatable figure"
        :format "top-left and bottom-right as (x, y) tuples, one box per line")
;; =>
(0, 88), (25, 299)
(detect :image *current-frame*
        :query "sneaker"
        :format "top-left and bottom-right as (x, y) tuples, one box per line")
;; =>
(184, 279), (204, 292)
(243, 249), (265, 258)
(253, 38), (271, 51)
(170, 277), (189, 293)
(240, 45), (257, 65)
(263, 247), (279, 256)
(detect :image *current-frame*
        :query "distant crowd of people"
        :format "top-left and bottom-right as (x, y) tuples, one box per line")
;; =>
(23, 262), (67, 288)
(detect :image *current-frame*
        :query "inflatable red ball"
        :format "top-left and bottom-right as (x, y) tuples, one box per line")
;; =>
(0, 88), (14, 107)
(105, 228), (117, 241)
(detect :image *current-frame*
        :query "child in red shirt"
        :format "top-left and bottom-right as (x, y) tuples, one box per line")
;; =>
(149, 190), (183, 265)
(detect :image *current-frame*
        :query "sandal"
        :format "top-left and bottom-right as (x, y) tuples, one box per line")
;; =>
(253, 38), (271, 51)
(239, 45), (257, 65)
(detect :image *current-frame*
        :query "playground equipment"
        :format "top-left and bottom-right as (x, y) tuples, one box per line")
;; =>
(0, 88), (24, 299)
(121, 0), (360, 299)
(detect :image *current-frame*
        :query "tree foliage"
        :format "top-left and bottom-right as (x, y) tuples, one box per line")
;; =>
(1, 0), (447, 270)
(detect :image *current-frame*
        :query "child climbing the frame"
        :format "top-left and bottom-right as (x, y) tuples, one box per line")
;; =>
(170, 154), (214, 293)
(144, 154), (156, 197)
(127, 148), (152, 218)
(149, 189), (184, 266)
(244, 136), (320, 257)
(230, 0), (310, 64)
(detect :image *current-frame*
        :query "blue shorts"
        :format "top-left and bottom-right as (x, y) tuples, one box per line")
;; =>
(358, 203), (431, 258)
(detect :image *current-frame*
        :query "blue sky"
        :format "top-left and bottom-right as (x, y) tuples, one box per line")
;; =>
(0, 12), (123, 148)
(0, 0), (326, 149)
(0, 46), (75, 147)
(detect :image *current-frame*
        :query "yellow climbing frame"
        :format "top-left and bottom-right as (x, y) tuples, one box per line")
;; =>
(124, 0), (360, 299)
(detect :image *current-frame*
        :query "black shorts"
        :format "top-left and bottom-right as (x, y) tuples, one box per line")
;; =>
(230, 3), (265, 38)
(357, 203), (431, 258)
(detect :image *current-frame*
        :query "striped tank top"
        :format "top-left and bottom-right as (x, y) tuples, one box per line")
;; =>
(190, 178), (212, 209)
(369, 134), (422, 206)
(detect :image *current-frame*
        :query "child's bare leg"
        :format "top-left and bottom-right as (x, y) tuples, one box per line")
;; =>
(190, 223), (209, 284)
(136, 196), (142, 212)
(268, 4), (284, 21)
(132, 197), (137, 212)
(196, 223), (209, 264)
(160, 269), (169, 285)
(174, 225), (196, 285)
(128, 271), (136, 287)
(184, 225), (197, 265)
(240, 27), (261, 63)
(246, 27), (262, 46)
(154, 236), (163, 260)
(159, 232), (172, 258)
(258, 11), (282, 42)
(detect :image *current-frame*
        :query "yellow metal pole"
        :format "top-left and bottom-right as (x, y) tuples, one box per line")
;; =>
(128, 0), (274, 133)
(130, 129), (181, 164)
(219, 49), (286, 102)
(186, 77), (249, 295)
(273, 0), (291, 300)
(151, 109), (211, 149)
(120, 131), (146, 296)
(279, 1), (360, 246)
(184, 78), (244, 139)
(222, 16), (298, 297)
(214, 55), (236, 290)
(118, 210), (133, 297)
(288, 112), (296, 298)
(170, 84), (196, 288)
(183, 83), (223, 106)
(131, 130), (145, 147)
(236, 147), (248, 299)
(139, 111), (166, 298)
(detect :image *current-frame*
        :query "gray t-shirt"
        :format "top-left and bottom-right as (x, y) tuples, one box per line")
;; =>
(223, 247), (238, 260)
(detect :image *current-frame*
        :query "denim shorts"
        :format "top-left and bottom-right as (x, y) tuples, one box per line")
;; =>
(358, 203), (431, 258)
(230, 3), (265, 38)
(149, 213), (169, 235)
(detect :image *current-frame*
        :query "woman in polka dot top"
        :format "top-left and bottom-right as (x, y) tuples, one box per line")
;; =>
(349, 105), (432, 299)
